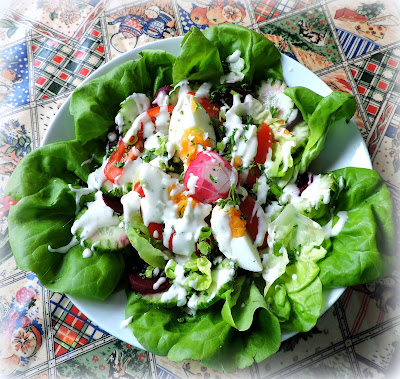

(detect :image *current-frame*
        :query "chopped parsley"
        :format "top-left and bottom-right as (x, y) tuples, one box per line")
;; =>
(209, 174), (217, 183)
(218, 184), (241, 209)
(114, 161), (125, 168)
(270, 106), (280, 118)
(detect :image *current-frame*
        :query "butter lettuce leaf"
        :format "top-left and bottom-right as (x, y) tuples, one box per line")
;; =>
(125, 276), (281, 372)
(319, 167), (395, 287)
(284, 88), (357, 173)
(127, 215), (166, 269)
(174, 24), (282, 86)
(70, 50), (175, 144)
(6, 146), (124, 299)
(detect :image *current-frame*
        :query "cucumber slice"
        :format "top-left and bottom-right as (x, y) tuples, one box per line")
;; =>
(74, 207), (129, 252)
(136, 292), (178, 309)
(196, 258), (236, 310)
(258, 79), (296, 122)
(116, 94), (148, 134)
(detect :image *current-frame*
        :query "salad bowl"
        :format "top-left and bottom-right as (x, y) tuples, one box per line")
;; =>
(40, 36), (372, 348)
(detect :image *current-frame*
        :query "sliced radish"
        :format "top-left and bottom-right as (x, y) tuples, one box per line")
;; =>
(184, 151), (237, 204)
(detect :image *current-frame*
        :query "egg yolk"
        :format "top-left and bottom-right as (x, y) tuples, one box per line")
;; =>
(179, 128), (212, 165)
(169, 185), (199, 218)
(227, 207), (246, 238)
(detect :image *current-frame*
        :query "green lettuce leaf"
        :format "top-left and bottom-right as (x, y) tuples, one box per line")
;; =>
(5, 140), (124, 299)
(5, 140), (101, 200)
(125, 291), (231, 360)
(173, 27), (223, 85)
(203, 24), (283, 84)
(174, 25), (282, 86)
(7, 178), (124, 299)
(203, 286), (281, 371)
(126, 276), (281, 372)
(127, 215), (166, 269)
(70, 50), (175, 144)
(319, 167), (396, 287)
(284, 88), (357, 173)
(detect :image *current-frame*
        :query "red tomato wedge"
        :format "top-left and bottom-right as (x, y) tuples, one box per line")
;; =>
(184, 151), (236, 204)
(187, 92), (220, 119)
(104, 132), (144, 183)
(147, 105), (175, 122)
(246, 123), (274, 187)
(148, 222), (163, 241)
(168, 230), (176, 251)
(239, 195), (268, 249)
(134, 182), (145, 197)
(198, 97), (220, 119)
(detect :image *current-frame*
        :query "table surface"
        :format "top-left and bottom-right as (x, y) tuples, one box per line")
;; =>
(0, 0), (399, 378)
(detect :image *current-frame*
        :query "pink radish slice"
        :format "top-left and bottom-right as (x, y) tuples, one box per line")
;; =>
(184, 151), (237, 203)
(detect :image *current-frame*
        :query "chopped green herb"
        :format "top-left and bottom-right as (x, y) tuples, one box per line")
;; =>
(114, 161), (125, 168)
(218, 184), (241, 209)
(270, 106), (280, 118)
(210, 175), (217, 183)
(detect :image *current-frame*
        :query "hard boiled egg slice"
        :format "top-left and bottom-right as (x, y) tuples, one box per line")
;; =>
(210, 205), (263, 272)
(169, 94), (216, 164)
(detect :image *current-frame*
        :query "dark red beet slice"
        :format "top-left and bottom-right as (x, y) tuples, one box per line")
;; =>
(152, 85), (173, 105)
(102, 193), (123, 215)
(128, 272), (170, 295)
(296, 173), (313, 195)
(220, 87), (253, 108)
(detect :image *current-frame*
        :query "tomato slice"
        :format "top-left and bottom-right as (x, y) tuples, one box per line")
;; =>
(148, 222), (163, 241)
(134, 182), (145, 197)
(198, 97), (220, 119)
(246, 123), (274, 187)
(104, 132), (144, 183)
(239, 195), (268, 249)
(147, 105), (175, 121)
(187, 92), (220, 119)
(168, 230), (176, 251)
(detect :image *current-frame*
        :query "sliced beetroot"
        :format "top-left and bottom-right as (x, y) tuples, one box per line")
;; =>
(184, 151), (237, 204)
(152, 85), (173, 105)
(102, 193), (123, 215)
(296, 173), (313, 195)
(220, 87), (253, 107)
(128, 272), (170, 295)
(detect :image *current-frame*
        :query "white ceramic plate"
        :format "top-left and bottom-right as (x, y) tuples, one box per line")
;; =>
(42, 36), (372, 348)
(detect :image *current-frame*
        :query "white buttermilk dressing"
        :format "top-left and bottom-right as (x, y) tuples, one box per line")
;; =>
(120, 316), (133, 329)
(87, 159), (108, 190)
(71, 191), (120, 241)
(48, 236), (79, 254)
(281, 140), (295, 173)
(185, 173), (199, 195)
(68, 185), (95, 215)
(163, 198), (212, 256)
(121, 190), (141, 222)
(153, 277), (166, 290)
(82, 248), (93, 258)
(161, 262), (187, 306)
(118, 157), (142, 186)
(301, 174), (332, 209)
(323, 211), (349, 239)
(195, 82), (212, 98)
(220, 50), (245, 84)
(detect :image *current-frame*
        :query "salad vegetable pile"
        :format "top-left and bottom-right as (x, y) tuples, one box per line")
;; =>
(6, 25), (395, 371)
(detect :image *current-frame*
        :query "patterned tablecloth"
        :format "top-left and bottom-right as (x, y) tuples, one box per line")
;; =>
(0, 0), (399, 378)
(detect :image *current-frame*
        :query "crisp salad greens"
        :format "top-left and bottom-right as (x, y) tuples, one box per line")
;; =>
(6, 25), (395, 371)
